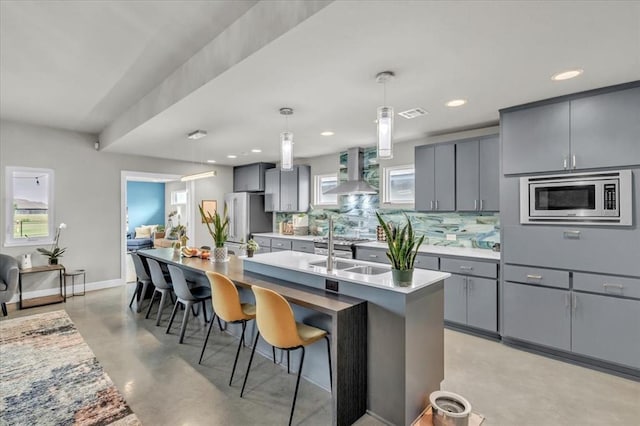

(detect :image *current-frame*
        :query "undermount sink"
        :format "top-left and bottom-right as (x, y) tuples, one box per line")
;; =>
(343, 265), (389, 275)
(308, 260), (356, 270)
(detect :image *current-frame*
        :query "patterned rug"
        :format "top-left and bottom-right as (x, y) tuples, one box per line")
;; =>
(0, 310), (140, 425)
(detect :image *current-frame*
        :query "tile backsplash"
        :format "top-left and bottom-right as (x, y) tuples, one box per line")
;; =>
(276, 194), (500, 249)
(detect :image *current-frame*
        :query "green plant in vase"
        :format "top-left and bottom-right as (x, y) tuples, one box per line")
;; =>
(37, 223), (67, 265)
(375, 212), (425, 286)
(241, 239), (260, 257)
(199, 203), (229, 262)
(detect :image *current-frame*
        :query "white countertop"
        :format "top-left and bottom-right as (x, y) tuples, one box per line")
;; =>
(357, 241), (501, 261)
(252, 232), (317, 241)
(243, 251), (450, 294)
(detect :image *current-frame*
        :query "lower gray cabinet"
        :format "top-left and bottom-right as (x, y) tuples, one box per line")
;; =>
(572, 292), (640, 369)
(445, 274), (497, 333)
(444, 275), (467, 325)
(503, 282), (571, 351)
(355, 247), (390, 264)
(292, 240), (314, 253)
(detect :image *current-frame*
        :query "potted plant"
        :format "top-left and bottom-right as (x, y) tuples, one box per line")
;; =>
(375, 212), (425, 287)
(37, 223), (67, 265)
(242, 239), (260, 258)
(199, 203), (229, 262)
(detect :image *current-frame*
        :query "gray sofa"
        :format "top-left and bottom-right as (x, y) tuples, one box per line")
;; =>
(0, 254), (19, 316)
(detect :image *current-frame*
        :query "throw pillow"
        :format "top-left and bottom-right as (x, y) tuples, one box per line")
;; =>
(135, 226), (151, 239)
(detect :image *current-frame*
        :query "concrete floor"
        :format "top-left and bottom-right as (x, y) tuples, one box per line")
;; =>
(2, 285), (639, 425)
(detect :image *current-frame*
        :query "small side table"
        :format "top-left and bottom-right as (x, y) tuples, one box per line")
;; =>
(19, 264), (66, 309)
(65, 269), (86, 296)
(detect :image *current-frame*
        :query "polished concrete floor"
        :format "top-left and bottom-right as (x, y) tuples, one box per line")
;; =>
(2, 286), (639, 425)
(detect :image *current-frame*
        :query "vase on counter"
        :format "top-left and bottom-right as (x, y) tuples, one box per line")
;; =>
(213, 246), (228, 263)
(246, 248), (254, 258)
(48, 258), (59, 266)
(391, 268), (414, 287)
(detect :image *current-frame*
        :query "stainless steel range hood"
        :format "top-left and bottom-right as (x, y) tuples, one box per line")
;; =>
(324, 147), (377, 195)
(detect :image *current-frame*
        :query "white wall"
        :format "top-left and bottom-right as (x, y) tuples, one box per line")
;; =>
(0, 120), (233, 293)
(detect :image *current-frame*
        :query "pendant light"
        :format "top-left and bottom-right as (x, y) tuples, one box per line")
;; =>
(280, 107), (294, 171)
(376, 71), (395, 160)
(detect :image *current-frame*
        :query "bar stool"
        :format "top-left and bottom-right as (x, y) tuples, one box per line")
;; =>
(166, 265), (211, 343)
(145, 259), (175, 326)
(199, 271), (256, 385)
(241, 286), (332, 426)
(129, 253), (152, 313)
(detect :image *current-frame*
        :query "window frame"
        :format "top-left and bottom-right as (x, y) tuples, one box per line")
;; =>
(382, 164), (415, 205)
(313, 173), (339, 207)
(4, 166), (56, 247)
(171, 189), (188, 205)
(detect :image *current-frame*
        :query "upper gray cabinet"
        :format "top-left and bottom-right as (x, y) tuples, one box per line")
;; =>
(415, 143), (455, 211)
(456, 136), (499, 211)
(233, 162), (275, 192)
(501, 84), (640, 175)
(264, 165), (310, 212)
(570, 86), (640, 170)
(501, 102), (570, 175)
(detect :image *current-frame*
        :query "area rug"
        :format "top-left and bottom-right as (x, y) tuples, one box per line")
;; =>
(0, 310), (140, 425)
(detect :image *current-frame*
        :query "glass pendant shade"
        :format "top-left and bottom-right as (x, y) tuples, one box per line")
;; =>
(280, 131), (293, 171)
(377, 106), (394, 159)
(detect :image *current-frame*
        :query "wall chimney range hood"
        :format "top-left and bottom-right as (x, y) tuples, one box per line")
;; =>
(324, 147), (377, 195)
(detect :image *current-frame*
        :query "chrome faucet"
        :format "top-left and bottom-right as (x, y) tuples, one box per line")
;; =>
(327, 216), (334, 272)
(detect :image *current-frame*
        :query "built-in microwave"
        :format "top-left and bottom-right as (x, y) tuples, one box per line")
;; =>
(520, 170), (633, 226)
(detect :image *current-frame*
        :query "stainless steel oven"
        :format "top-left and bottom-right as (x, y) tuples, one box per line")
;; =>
(313, 237), (370, 259)
(520, 170), (632, 225)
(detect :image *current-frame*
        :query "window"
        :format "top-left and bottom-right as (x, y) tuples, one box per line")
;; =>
(5, 167), (55, 246)
(171, 190), (187, 205)
(383, 165), (415, 204)
(314, 174), (338, 206)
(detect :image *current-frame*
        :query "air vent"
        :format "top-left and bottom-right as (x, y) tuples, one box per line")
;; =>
(398, 108), (428, 119)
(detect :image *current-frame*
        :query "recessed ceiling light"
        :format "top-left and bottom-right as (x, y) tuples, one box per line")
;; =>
(227, 154), (237, 159)
(320, 131), (335, 136)
(251, 149), (262, 153)
(186, 130), (207, 140)
(446, 99), (467, 108)
(206, 159), (216, 163)
(551, 69), (584, 81)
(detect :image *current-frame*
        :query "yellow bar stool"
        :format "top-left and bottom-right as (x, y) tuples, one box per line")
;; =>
(199, 271), (256, 386)
(240, 286), (332, 426)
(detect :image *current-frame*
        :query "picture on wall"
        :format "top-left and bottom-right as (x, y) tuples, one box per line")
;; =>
(201, 200), (217, 223)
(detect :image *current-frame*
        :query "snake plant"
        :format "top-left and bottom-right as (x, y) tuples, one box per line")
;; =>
(199, 203), (229, 248)
(375, 212), (425, 271)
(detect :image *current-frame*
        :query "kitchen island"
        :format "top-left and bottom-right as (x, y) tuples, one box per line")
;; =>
(244, 251), (450, 426)
(139, 249), (449, 426)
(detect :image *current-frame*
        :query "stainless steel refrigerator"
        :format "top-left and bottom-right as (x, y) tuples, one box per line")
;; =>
(224, 192), (272, 252)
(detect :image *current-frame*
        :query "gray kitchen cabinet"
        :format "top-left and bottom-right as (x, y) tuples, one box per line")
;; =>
(456, 136), (499, 212)
(270, 238), (292, 250)
(501, 102), (570, 175)
(415, 143), (456, 211)
(413, 253), (439, 270)
(440, 257), (498, 279)
(571, 292), (640, 369)
(444, 274), (467, 325)
(502, 282), (571, 351)
(501, 84), (640, 175)
(445, 274), (497, 333)
(570, 86), (640, 170)
(292, 240), (314, 253)
(264, 165), (311, 212)
(355, 247), (390, 264)
(503, 225), (640, 277)
(264, 169), (280, 212)
(233, 162), (275, 192)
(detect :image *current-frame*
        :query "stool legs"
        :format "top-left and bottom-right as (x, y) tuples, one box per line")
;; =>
(229, 321), (247, 386)
(129, 282), (141, 308)
(240, 331), (260, 398)
(178, 302), (191, 343)
(199, 313), (218, 364)
(145, 289), (158, 319)
(156, 290), (169, 326)
(289, 347), (306, 426)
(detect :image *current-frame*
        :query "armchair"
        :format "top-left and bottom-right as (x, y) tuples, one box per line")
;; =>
(0, 254), (19, 316)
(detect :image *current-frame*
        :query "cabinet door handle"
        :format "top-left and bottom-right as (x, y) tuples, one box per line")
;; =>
(480, 199), (484, 211)
(459, 266), (473, 271)
(467, 278), (472, 293)
(563, 157), (568, 170)
(430, 200), (434, 210)
(565, 293), (570, 309)
(572, 155), (577, 170)
(526, 274), (543, 280)
(563, 230), (581, 239)
(572, 294), (578, 314)
(603, 283), (624, 290)
(435, 200), (439, 210)
(474, 200), (477, 210)
(369, 254), (378, 258)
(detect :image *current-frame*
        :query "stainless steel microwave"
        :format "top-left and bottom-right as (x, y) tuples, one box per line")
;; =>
(520, 170), (633, 226)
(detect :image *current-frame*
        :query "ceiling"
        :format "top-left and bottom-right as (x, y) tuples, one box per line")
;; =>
(1, 1), (639, 166)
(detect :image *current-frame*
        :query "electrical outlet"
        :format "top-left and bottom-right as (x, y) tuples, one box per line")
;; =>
(446, 234), (457, 241)
(325, 279), (339, 292)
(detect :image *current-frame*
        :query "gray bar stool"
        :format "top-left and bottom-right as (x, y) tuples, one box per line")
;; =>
(145, 259), (175, 326)
(129, 253), (152, 313)
(166, 265), (211, 343)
